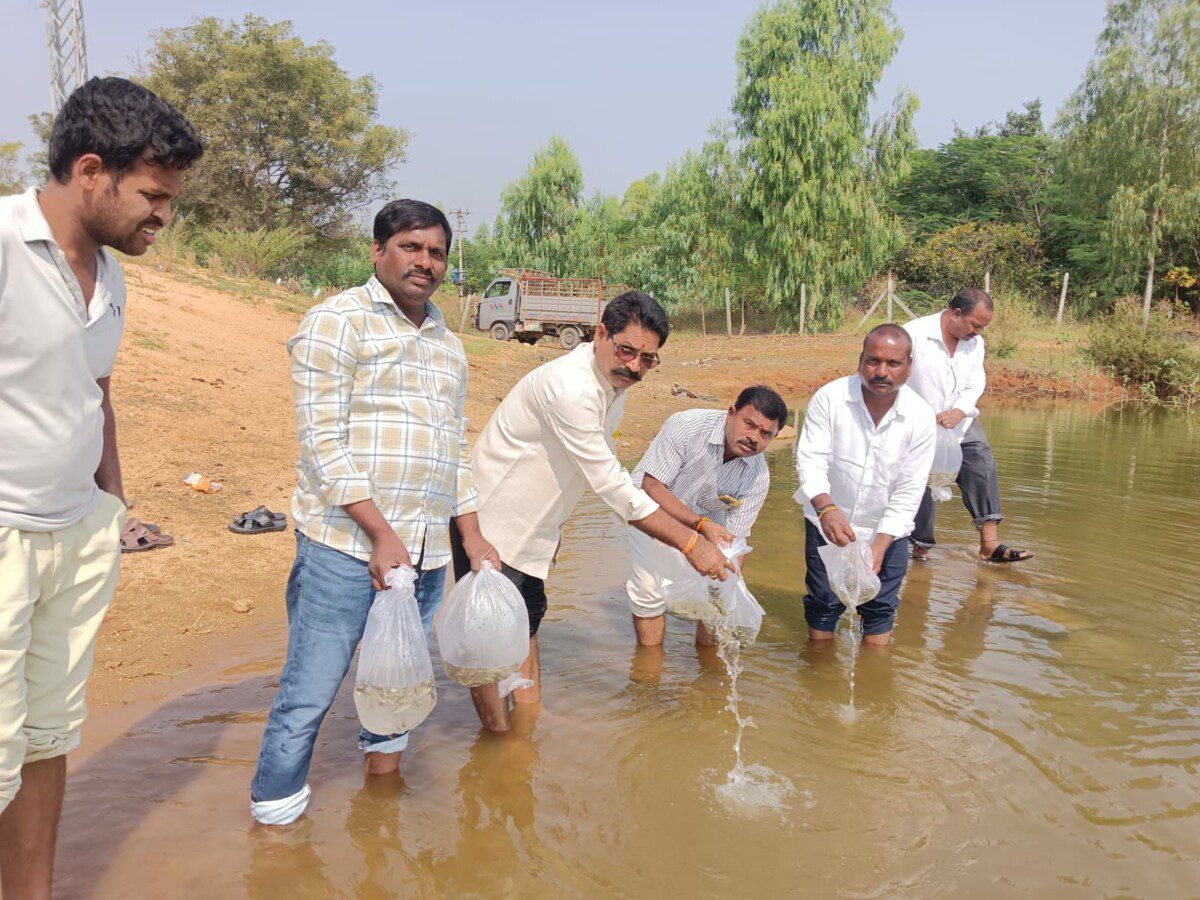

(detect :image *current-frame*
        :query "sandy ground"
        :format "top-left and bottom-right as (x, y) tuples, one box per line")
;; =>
(91, 265), (1122, 707)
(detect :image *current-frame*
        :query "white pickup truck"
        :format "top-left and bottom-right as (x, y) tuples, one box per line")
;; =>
(475, 268), (633, 349)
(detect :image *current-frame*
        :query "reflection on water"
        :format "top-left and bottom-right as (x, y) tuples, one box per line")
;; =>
(56, 406), (1200, 896)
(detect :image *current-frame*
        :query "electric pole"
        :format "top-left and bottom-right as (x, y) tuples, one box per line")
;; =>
(449, 208), (468, 298)
(46, 0), (88, 114)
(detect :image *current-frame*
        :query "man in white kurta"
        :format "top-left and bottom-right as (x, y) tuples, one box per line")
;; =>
(453, 291), (731, 731)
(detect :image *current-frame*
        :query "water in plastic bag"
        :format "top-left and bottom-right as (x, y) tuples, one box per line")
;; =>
(354, 566), (437, 735)
(708, 575), (765, 644)
(434, 561), (530, 687)
(928, 427), (963, 502)
(816, 531), (881, 611)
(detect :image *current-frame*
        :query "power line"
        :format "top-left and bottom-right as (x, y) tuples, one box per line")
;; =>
(46, 0), (88, 114)
(449, 208), (469, 298)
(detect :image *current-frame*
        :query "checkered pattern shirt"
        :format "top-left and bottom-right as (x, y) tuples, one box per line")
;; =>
(631, 408), (770, 537)
(288, 277), (477, 567)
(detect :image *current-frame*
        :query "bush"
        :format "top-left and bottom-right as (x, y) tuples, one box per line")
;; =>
(986, 290), (1045, 360)
(199, 225), (310, 279)
(898, 221), (1045, 298)
(299, 247), (374, 291)
(1086, 299), (1200, 403)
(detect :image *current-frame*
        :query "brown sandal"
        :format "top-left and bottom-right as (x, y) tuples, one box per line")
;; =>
(121, 517), (174, 552)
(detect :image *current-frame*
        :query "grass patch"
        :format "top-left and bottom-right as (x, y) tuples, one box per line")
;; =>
(1085, 298), (1200, 404)
(133, 331), (167, 351)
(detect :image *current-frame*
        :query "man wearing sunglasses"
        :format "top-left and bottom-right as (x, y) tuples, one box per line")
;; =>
(451, 291), (734, 733)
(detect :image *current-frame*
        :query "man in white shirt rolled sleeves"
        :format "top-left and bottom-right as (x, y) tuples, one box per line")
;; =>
(794, 325), (935, 645)
(452, 292), (733, 732)
(0, 78), (201, 895)
(626, 385), (788, 648)
(903, 289), (1032, 563)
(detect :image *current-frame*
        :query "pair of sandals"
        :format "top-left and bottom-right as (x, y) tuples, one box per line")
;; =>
(121, 517), (175, 553)
(228, 506), (288, 535)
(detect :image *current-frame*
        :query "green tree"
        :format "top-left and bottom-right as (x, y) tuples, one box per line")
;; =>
(0, 142), (24, 195)
(892, 101), (1056, 241)
(496, 136), (584, 274)
(141, 16), (408, 237)
(1059, 0), (1200, 323)
(734, 0), (916, 330)
(633, 127), (753, 315)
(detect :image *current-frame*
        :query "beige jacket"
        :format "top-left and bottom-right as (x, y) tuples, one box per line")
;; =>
(472, 342), (659, 578)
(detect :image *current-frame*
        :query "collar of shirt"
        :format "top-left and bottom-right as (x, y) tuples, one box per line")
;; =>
(584, 341), (619, 406)
(13, 188), (55, 244)
(14, 187), (111, 323)
(911, 311), (978, 360)
(364, 275), (445, 334)
(846, 374), (907, 430)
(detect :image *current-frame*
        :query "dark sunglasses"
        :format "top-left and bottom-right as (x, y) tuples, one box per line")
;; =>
(608, 335), (661, 369)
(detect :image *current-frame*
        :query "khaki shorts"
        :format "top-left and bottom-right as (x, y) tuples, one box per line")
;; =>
(0, 491), (124, 813)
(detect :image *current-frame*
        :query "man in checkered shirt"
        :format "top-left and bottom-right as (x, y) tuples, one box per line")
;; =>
(250, 200), (500, 827)
(626, 385), (789, 647)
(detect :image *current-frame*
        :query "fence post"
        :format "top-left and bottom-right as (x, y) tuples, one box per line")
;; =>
(799, 283), (807, 335)
(724, 287), (733, 337)
(1056, 271), (1070, 325)
(984, 269), (991, 294)
(887, 273), (894, 323)
(739, 294), (746, 335)
(700, 296), (706, 335)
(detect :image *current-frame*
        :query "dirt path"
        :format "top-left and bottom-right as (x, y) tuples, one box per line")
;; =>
(91, 266), (1122, 707)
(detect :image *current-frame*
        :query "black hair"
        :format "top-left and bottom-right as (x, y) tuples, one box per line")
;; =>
(862, 323), (913, 357)
(734, 385), (789, 430)
(48, 77), (203, 183)
(949, 288), (994, 314)
(373, 199), (453, 250)
(601, 291), (670, 345)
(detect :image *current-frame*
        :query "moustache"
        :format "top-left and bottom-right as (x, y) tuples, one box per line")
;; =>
(870, 378), (892, 386)
(406, 268), (434, 279)
(614, 367), (641, 382)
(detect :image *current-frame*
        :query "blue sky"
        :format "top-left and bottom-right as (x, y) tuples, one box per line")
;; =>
(2, 0), (1107, 233)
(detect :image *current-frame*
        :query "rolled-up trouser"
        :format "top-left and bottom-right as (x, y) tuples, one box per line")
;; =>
(250, 532), (446, 809)
(0, 491), (125, 814)
(625, 527), (667, 619)
(803, 520), (909, 636)
(911, 419), (1003, 549)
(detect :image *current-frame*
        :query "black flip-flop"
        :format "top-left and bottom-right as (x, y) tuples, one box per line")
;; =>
(983, 544), (1032, 563)
(229, 506), (287, 535)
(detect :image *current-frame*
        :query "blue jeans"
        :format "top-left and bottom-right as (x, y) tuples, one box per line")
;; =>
(803, 520), (909, 636)
(251, 532), (447, 803)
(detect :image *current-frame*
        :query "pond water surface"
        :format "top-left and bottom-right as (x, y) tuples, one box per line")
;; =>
(57, 406), (1200, 897)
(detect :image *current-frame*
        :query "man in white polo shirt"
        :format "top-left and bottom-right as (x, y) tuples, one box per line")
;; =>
(626, 385), (788, 648)
(794, 325), (935, 645)
(0, 78), (201, 895)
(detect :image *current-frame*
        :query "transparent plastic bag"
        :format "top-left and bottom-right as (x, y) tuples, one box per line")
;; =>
(928, 427), (963, 502)
(434, 561), (530, 687)
(707, 576), (765, 644)
(661, 536), (752, 622)
(816, 531), (881, 611)
(354, 566), (437, 735)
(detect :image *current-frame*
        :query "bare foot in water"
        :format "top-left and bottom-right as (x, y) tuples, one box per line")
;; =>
(363, 751), (401, 775)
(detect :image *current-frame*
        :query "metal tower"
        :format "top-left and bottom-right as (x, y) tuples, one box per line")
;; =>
(46, 0), (88, 114)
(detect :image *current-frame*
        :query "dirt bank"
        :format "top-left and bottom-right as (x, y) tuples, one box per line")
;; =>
(90, 266), (1124, 706)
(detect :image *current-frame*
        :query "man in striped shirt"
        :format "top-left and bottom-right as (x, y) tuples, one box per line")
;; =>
(627, 385), (789, 647)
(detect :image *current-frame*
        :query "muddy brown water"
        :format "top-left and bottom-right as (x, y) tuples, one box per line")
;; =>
(56, 406), (1200, 897)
